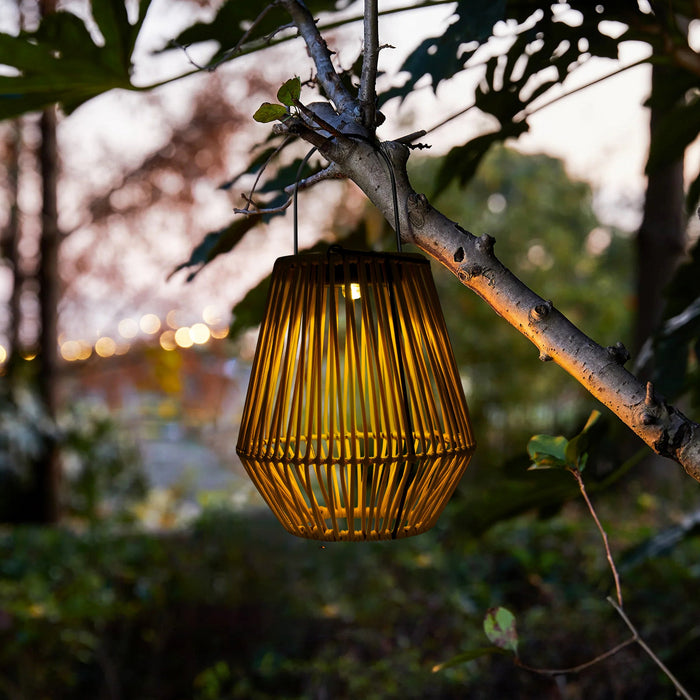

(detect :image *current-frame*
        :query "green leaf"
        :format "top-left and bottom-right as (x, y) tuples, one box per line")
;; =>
(155, 0), (344, 65)
(0, 1), (153, 120)
(432, 646), (507, 672)
(91, 0), (132, 74)
(170, 216), (261, 281)
(565, 410), (601, 471)
(527, 434), (569, 470)
(484, 607), (518, 655)
(230, 275), (272, 342)
(253, 103), (287, 123)
(277, 77), (301, 107)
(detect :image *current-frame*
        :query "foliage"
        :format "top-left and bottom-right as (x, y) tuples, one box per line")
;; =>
(0, 501), (698, 698)
(0, 388), (146, 525)
(0, 389), (55, 521)
(387, 0), (700, 210)
(60, 403), (148, 525)
(528, 411), (601, 473)
(254, 77), (302, 123)
(0, 0), (152, 119)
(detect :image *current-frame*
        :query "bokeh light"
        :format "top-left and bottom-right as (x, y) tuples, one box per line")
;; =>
(190, 322), (210, 345)
(118, 318), (139, 339)
(210, 327), (229, 339)
(140, 313), (161, 334)
(95, 336), (117, 358)
(174, 327), (193, 348)
(159, 330), (177, 351)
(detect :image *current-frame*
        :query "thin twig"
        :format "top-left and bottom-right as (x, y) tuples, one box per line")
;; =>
(207, 1), (282, 71)
(569, 468), (623, 608)
(522, 58), (649, 119)
(422, 58), (648, 140)
(240, 137), (294, 210)
(607, 597), (695, 700)
(234, 195), (292, 216)
(515, 637), (637, 676)
(282, 163), (345, 195)
(359, 0), (379, 130)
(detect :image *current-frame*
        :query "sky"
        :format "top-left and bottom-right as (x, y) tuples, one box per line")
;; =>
(2, 0), (699, 360)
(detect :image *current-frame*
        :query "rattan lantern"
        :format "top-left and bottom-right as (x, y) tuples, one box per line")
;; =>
(236, 247), (475, 541)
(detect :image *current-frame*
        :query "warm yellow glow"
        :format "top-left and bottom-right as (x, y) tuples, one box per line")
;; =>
(118, 318), (139, 339)
(0, 345), (6, 364)
(22, 351), (36, 361)
(174, 326), (193, 348)
(60, 340), (81, 361)
(342, 282), (362, 300)
(95, 336), (117, 358)
(210, 326), (229, 339)
(114, 342), (131, 356)
(159, 330), (177, 351)
(140, 313), (161, 334)
(190, 322), (210, 345)
(76, 341), (92, 361)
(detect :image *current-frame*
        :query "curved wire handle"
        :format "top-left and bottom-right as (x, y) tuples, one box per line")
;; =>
(293, 147), (318, 255)
(292, 141), (403, 255)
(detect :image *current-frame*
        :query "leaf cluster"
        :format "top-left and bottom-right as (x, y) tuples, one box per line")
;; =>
(253, 76), (302, 123)
(385, 1), (700, 208)
(528, 410), (601, 473)
(0, 0), (151, 119)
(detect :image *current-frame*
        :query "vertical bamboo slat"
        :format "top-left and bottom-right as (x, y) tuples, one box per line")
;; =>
(236, 248), (476, 541)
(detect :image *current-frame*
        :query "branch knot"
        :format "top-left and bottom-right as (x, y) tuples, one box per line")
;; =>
(529, 300), (553, 323)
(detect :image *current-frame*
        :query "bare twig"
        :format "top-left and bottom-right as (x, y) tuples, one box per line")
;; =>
(395, 129), (427, 144)
(207, 1), (283, 71)
(282, 163), (345, 194)
(607, 597), (694, 700)
(569, 468), (623, 607)
(234, 195), (292, 216)
(233, 163), (344, 217)
(359, 0), (379, 130)
(515, 637), (637, 676)
(250, 138), (294, 203)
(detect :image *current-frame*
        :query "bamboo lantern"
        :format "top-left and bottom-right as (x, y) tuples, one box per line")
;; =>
(236, 247), (475, 541)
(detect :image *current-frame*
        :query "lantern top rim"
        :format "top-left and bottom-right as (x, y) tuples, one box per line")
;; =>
(275, 247), (429, 268)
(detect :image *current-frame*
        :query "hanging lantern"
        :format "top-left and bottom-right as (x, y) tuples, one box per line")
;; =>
(236, 247), (475, 541)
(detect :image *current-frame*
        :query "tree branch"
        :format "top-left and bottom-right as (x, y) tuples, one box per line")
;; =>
(278, 2), (700, 481)
(358, 0), (379, 131)
(279, 0), (356, 119)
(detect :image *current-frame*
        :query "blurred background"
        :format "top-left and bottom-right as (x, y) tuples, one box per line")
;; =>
(1, 0), (699, 697)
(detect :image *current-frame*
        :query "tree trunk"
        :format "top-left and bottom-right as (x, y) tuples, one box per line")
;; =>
(35, 104), (61, 523)
(635, 66), (687, 355)
(3, 120), (22, 376)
